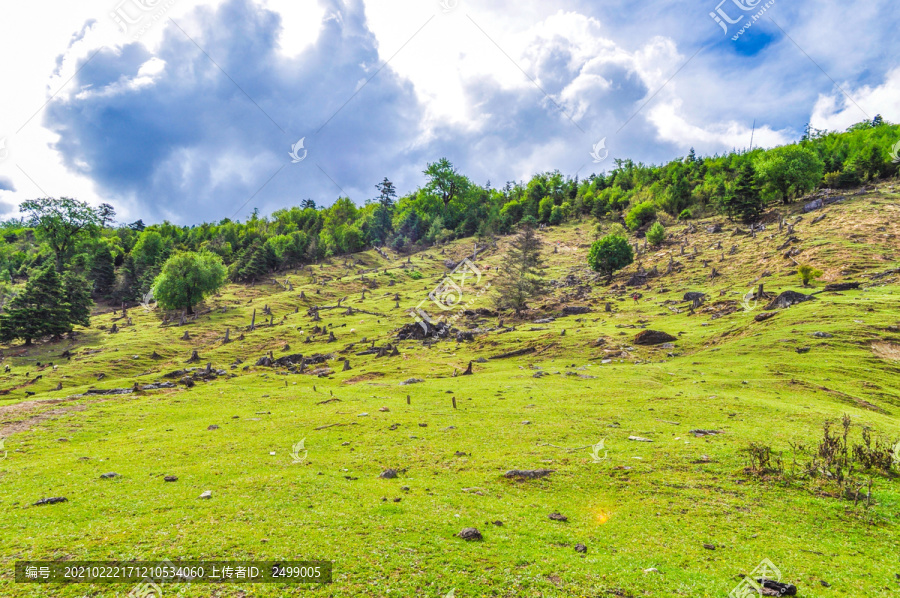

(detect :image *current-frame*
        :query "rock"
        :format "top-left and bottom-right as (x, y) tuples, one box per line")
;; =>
(812, 332), (833, 338)
(755, 312), (777, 322)
(764, 290), (815, 310)
(503, 469), (554, 480)
(796, 346), (811, 354)
(689, 429), (721, 437)
(683, 292), (706, 302)
(758, 580), (797, 596)
(634, 330), (677, 345)
(823, 282), (861, 292)
(207, 425), (220, 431)
(99, 473), (119, 479)
(379, 469), (399, 479)
(628, 436), (653, 442)
(644, 568), (660, 574)
(548, 512), (568, 522)
(164, 476), (178, 482)
(706, 223), (723, 233)
(400, 378), (424, 386)
(703, 543), (715, 550)
(33, 497), (68, 506)
(574, 543), (587, 553)
(562, 306), (591, 315)
(457, 528), (482, 541)
(199, 490), (212, 499)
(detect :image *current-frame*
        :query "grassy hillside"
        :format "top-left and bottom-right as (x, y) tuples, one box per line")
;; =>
(1, 185), (899, 597)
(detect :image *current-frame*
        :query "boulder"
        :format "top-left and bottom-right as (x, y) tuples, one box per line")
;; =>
(764, 291), (815, 310)
(634, 330), (677, 345)
(683, 292), (706, 303)
(457, 528), (482, 541)
(562, 306), (591, 315)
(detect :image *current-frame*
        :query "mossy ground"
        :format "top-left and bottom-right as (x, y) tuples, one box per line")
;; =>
(1, 186), (899, 597)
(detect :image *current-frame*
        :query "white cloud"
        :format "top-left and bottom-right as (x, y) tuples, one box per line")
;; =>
(810, 67), (900, 132)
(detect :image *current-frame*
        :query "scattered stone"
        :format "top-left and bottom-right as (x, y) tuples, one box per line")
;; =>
(207, 425), (220, 431)
(703, 543), (715, 550)
(689, 429), (721, 437)
(812, 332), (833, 338)
(644, 568), (660, 574)
(634, 330), (677, 346)
(628, 436), (653, 442)
(400, 378), (424, 386)
(379, 469), (399, 479)
(796, 346), (811, 354)
(823, 282), (861, 292)
(562, 306), (591, 315)
(574, 543), (587, 554)
(683, 292), (706, 303)
(548, 512), (568, 522)
(99, 473), (119, 479)
(758, 580), (797, 596)
(457, 528), (482, 541)
(504, 469), (554, 480)
(164, 476), (178, 482)
(33, 497), (68, 506)
(755, 312), (777, 322)
(199, 490), (212, 499)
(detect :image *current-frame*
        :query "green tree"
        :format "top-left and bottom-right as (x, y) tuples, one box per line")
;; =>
(19, 197), (102, 271)
(646, 221), (666, 246)
(89, 245), (116, 298)
(62, 272), (93, 327)
(588, 234), (634, 283)
(721, 162), (764, 223)
(424, 158), (468, 211)
(371, 178), (397, 245)
(755, 145), (825, 204)
(0, 264), (71, 345)
(494, 225), (545, 315)
(153, 252), (226, 315)
(625, 201), (656, 231)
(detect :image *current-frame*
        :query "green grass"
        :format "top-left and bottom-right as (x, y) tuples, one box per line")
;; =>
(1, 187), (899, 596)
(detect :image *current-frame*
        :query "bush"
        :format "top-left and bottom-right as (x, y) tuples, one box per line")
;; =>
(625, 201), (656, 231)
(797, 264), (823, 286)
(549, 205), (565, 225)
(587, 234), (634, 282)
(646, 221), (666, 246)
(678, 209), (693, 221)
(520, 215), (538, 228)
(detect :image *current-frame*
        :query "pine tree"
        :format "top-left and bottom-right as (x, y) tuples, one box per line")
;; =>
(722, 163), (763, 223)
(0, 265), (71, 345)
(89, 246), (116, 298)
(240, 241), (269, 282)
(62, 272), (93, 327)
(494, 225), (545, 315)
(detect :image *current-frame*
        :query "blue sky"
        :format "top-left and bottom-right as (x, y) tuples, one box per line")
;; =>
(0, 0), (898, 224)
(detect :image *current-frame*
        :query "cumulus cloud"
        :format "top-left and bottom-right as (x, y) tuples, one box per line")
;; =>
(810, 67), (900, 132)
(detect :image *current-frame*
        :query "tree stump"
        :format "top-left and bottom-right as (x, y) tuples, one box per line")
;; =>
(463, 361), (473, 376)
(181, 330), (190, 341)
(186, 350), (200, 363)
(328, 331), (336, 343)
(223, 329), (231, 344)
(343, 359), (351, 371)
(249, 309), (256, 331)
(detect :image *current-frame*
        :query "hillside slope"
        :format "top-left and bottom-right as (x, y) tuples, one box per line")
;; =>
(1, 185), (899, 597)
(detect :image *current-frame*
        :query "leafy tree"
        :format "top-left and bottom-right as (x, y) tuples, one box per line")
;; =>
(798, 264), (823, 287)
(153, 252), (226, 314)
(646, 221), (666, 246)
(424, 158), (467, 211)
(19, 197), (102, 271)
(755, 146), (825, 203)
(300, 199), (317, 210)
(588, 234), (634, 283)
(494, 225), (545, 315)
(0, 265), (72, 345)
(625, 201), (656, 230)
(98, 203), (117, 228)
(721, 162), (764, 223)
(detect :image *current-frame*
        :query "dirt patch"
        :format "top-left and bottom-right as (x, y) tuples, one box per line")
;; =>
(341, 372), (386, 385)
(872, 341), (900, 361)
(0, 400), (88, 437)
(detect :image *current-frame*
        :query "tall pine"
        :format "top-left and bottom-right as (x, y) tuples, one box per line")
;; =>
(494, 224), (545, 315)
(0, 265), (71, 345)
(723, 163), (763, 223)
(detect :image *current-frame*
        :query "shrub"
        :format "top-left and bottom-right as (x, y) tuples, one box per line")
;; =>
(625, 201), (656, 231)
(587, 234), (634, 283)
(678, 209), (693, 220)
(520, 215), (538, 228)
(549, 205), (564, 225)
(646, 221), (666, 246)
(797, 264), (823, 286)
